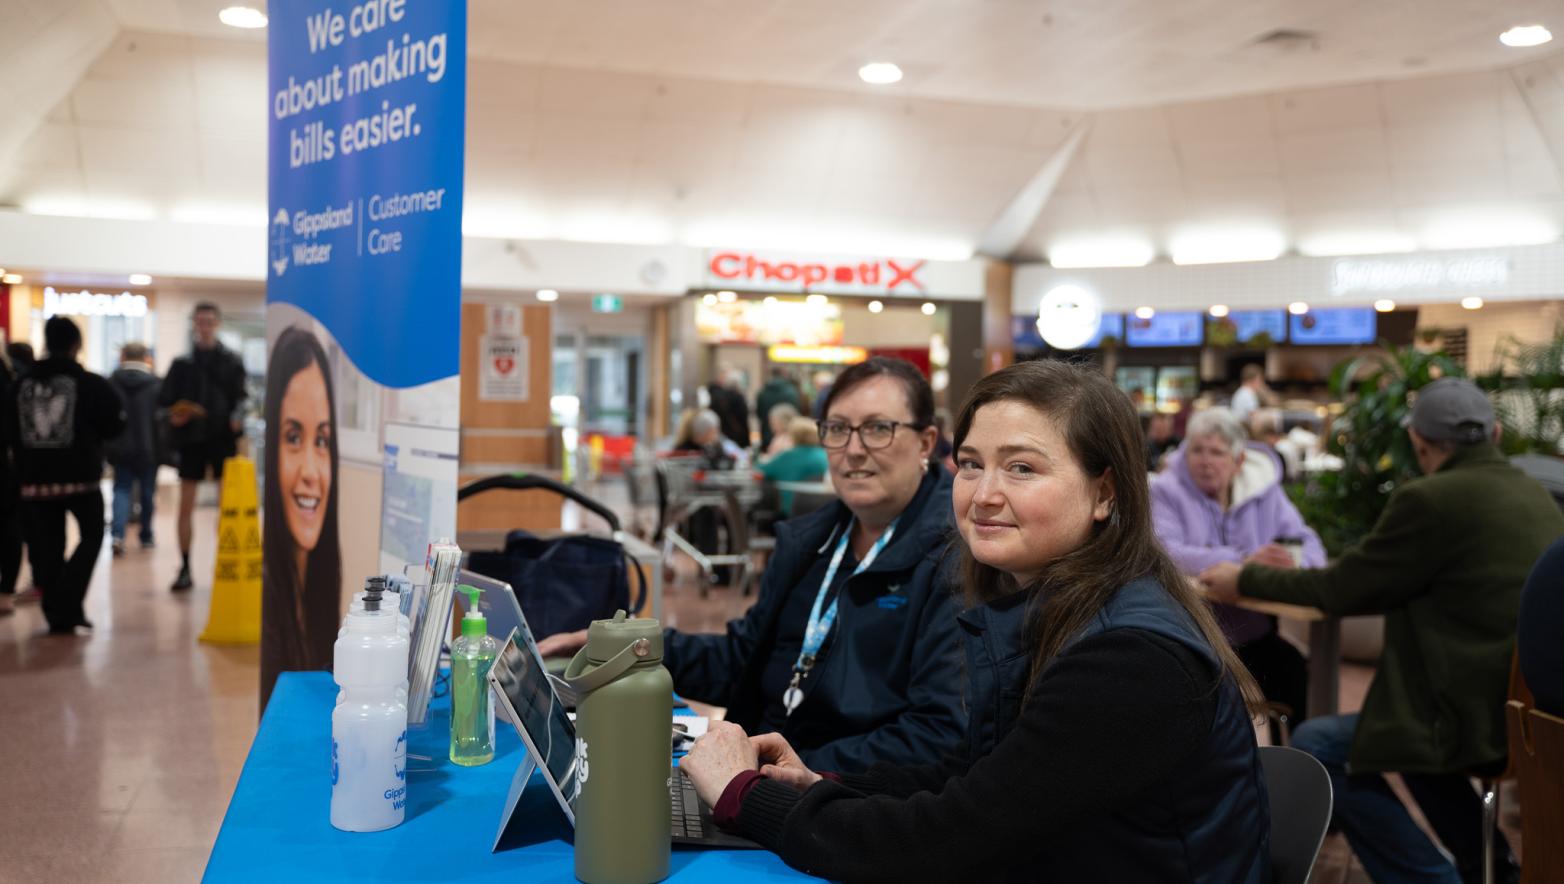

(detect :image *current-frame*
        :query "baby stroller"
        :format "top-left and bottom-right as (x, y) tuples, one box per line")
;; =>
(458, 472), (655, 638)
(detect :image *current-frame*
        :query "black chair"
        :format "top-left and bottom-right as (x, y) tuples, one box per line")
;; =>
(1259, 745), (1333, 884)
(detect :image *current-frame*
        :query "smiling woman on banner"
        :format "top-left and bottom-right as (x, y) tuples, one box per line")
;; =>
(538, 356), (966, 771)
(681, 360), (1270, 883)
(260, 327), (343, 709)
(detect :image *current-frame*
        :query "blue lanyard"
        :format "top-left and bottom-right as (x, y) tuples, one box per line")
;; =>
(794, 516), (899, 676)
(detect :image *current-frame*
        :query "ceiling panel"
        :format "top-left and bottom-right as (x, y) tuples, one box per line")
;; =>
(7, 5), (1564, 265)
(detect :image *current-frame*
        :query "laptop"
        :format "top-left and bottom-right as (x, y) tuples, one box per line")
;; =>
(487, 629), (760, 849)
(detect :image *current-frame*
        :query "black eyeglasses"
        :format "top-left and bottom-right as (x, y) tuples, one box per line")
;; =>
(817, 419), (923, 450)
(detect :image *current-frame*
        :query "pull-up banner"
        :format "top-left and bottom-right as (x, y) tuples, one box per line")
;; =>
(263, 0), (466, 708)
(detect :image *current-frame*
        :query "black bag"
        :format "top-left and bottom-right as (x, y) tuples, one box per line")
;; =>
(459, 474), (645, 638)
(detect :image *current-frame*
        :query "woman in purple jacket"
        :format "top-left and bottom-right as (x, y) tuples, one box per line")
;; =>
(1151, 407), (1325, 742)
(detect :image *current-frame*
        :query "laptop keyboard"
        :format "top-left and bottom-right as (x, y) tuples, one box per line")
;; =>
(669, 769), (707, 839)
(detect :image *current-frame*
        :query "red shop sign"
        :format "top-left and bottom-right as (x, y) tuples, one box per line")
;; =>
(707, 251), (926, 293)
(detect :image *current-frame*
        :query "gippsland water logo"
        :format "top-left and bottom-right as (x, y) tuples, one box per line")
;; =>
(331, 739), (339, 786)
(570, 737), (590, 803)
(394, 730), (407, 782)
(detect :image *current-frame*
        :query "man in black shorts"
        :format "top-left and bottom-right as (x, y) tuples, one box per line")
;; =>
(159, 303), (247, 591)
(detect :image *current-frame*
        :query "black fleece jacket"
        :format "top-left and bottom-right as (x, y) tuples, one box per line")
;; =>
(730, 628), (1236, 883)
(9, 357), (125, 490)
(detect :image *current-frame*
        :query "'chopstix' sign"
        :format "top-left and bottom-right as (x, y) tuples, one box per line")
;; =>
(706, 250), (926, 294)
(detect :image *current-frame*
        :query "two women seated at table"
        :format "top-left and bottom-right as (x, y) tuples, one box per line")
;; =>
(1151, 407), (1325, 740)
(682, 360), (1271, 882)
(539, 357), (966, 771)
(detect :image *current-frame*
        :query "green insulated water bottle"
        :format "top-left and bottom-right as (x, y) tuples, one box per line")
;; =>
(564, 610), (673, 884)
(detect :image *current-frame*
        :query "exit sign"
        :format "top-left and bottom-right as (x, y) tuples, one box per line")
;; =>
(592, 294), (622, 313)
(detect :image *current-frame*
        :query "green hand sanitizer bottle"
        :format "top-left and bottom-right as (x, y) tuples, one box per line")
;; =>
(450, 585), (498, 767)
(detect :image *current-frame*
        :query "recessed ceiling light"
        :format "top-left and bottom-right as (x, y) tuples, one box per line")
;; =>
(920, 302), (936, 316)
(1169, 228), (1287, 266)
(128, 273), (152, 286)
(1209, 305), (1229, 318)
(1134, 306), (1155, 320)
(701, 293), (717, 306)
(536, 289), (559, 302)
(2, 273), (22, 285)
(1047, 236), (1155, 269)
(867, 300), (884, 314)
(1288, 301), (1309, 315)
(1461, 296), (1485, 310)
(1374, 299), (1396, 313)
(218, 6), (268, 29)
(717, 290), (737, 303)
(806, 294), (828, 307)
(858, 62), (903, 85)
(1501, 25), (1552, 47)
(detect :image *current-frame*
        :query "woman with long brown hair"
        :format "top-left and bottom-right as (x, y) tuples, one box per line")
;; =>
(259, 327), (342, 710)
(683, 359), (1271, 883)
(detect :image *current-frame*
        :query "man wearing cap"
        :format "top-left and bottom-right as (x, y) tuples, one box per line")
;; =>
(1202, 377), (1563, 884)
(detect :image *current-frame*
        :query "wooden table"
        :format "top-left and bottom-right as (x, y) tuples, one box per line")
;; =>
(1194, 583), (1342, 720)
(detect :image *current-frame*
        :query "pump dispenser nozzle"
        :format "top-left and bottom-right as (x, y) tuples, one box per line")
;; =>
(456, 585), (486, 638)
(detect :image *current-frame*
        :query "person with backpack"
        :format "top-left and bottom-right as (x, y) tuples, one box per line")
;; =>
(107, 342), (162, 555)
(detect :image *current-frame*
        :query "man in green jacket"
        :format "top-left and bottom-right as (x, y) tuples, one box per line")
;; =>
(1203, 378), (1563, 884)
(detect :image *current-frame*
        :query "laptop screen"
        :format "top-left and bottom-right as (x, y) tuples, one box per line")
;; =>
(491, 633), (579, 802)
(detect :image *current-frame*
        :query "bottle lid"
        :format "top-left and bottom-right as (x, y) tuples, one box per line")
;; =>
(456, 585), (485, 638)
(584, 609), (662, 664)
(362, 576), (387, 612)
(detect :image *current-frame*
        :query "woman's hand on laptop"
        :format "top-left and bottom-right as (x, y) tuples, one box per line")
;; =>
(535, 629), (588, 659)
(683, 721), (760, 806)
(752, 732), (821, 791)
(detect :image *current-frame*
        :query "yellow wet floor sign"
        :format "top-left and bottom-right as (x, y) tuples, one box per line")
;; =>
(200, 456), (262, 644)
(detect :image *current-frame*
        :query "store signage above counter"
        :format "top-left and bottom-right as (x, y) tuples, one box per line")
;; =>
(701, 249), (986, 299)
(1329, 256), (1509, 295)
(708, 250), (926, 294)
(42, 286), (149, 318)
(767, 344), (869, 364)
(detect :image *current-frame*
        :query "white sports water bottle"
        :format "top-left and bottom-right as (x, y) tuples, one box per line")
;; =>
(331, 583), (409, 832)
(338, 578), (410, 706)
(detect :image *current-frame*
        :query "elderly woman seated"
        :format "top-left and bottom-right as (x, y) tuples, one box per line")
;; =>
(1151, 407), (1325, 742)
(761, 403), (802, 460)
(760, 416), (830, 517)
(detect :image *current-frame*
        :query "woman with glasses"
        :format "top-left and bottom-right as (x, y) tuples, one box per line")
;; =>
(538, 356), (965, 771)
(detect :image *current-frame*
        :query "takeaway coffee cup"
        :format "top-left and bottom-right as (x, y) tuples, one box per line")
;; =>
(1274, 536), (1305, 567)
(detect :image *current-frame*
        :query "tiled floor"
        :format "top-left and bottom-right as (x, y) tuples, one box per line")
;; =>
(0, 483), (1518, 883)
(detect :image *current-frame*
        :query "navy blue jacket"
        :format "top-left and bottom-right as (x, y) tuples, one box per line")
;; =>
(662, 468), (966, 772)
(732, 577), (1272, 883)
(1520, 535), (1564, 717)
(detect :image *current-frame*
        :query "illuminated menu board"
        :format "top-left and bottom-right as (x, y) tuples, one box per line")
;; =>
(1228, 310), (1288, 344)
(1290, 307), (1376, 345)
(1085, 313), (1124, 348)
(1012, 313), (1124, 350)
(1126, 311), (1203, 347)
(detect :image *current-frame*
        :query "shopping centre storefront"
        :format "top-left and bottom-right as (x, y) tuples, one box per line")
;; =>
(1013, 243), (1564, 411)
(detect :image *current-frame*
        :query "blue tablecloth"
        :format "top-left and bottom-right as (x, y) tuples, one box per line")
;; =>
(205, 671), (812, 882)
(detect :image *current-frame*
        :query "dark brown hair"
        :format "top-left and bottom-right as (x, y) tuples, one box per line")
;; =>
(820, 356), (934, 428)
(952, 359), (1262, 710)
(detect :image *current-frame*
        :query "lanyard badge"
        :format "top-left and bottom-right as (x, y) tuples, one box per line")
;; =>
(783, 517), (899, 716)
